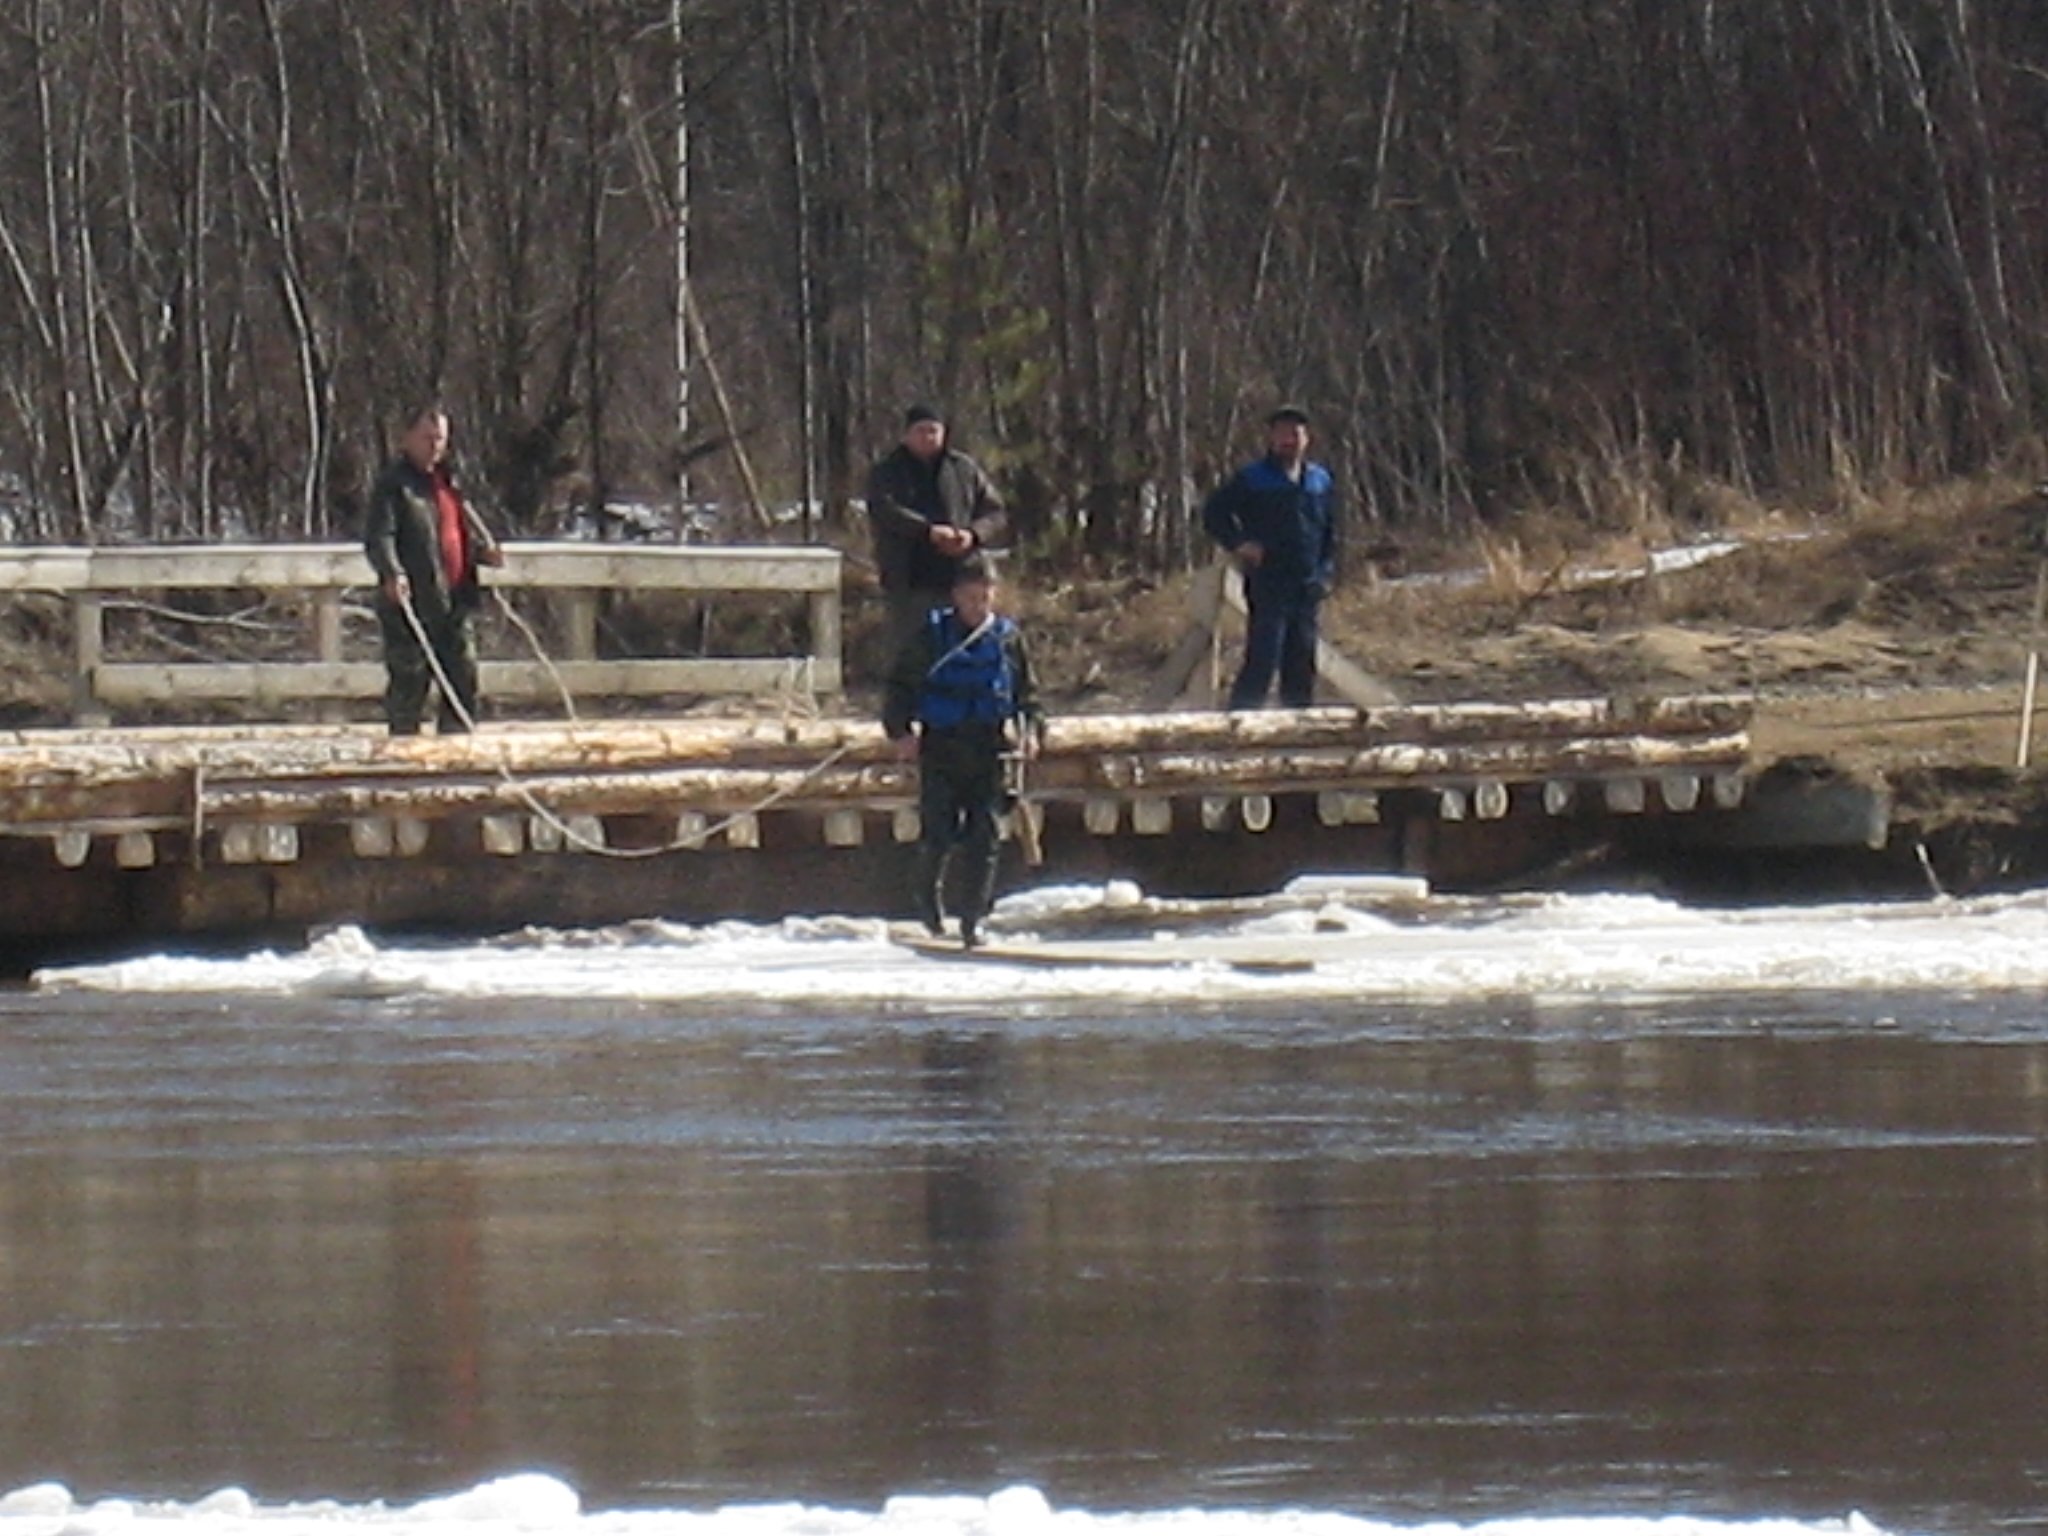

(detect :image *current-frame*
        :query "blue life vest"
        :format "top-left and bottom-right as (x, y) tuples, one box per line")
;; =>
(918, 609), (1016, 730)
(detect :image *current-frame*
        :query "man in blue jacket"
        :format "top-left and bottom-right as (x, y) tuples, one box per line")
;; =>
(1202, 404), (1338, 710)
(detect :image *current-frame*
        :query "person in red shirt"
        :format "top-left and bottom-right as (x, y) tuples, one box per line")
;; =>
(363, 405), (504, 735)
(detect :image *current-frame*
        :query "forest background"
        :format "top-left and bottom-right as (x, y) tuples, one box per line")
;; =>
(3, 0), (2047, 575)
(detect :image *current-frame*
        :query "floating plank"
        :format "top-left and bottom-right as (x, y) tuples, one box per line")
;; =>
(895, 933), (1314, 975)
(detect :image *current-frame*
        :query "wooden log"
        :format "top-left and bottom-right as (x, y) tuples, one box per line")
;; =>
(1146, 563), (1229, 708)
(1200, 796), (1231, 832)
(0, 542), (842, 594)
(1131, 797), (1172, 836)
(1661, 771), (1702, 812)
(2, 730), (1750, 831)
(115, 830), (155, 869)
(52, 829), (91, 868)
(0, 699), (1751, 807)
(891, 807), (921, 844)
(350, 818), (395, 858)
(1475, 780), (1510, 820)
(1544, 780), (1576, 816)
(394, 818), (430, 858)
(1083, 798), (1121, 836)
(91, 657), (840, 706)
(1439, 788), (1469, 822)
(482, 815), (525, 856)
(72, 592), (108, 727)
(808, 589), (844, 693)
(823, 808), (865, 847)
(1604, 778), (1648, 814)
(724, 813), (759, 850)
(1241, 795), (1274, 832)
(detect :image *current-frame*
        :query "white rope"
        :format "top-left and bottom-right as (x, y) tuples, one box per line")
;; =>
(490, 588), (581, 724)
(395, 588), (854, 860)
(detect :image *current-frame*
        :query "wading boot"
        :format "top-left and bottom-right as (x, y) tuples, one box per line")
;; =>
(914, 845), (949, 937)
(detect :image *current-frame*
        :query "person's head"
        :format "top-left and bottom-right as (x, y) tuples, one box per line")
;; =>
(402, 405), (451, 471)
(951, 556), (997, 625)
(902, 403), (947, 462)
(1266, 404), (1310, 466)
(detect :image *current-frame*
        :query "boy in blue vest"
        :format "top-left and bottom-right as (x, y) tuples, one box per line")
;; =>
(883, 556), (1043, 948)
(1202, 404), (1339, 709)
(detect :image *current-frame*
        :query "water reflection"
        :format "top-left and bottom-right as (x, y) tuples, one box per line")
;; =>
(0, 994), (2045, 1535)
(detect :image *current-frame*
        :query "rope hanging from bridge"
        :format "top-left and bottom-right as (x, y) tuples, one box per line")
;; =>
(397, 588), (854, 860)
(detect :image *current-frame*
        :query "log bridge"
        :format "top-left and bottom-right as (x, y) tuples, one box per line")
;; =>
(0, 697), (1760, 963)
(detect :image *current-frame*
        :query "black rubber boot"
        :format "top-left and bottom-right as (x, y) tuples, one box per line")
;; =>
(914, 845), (950, 937)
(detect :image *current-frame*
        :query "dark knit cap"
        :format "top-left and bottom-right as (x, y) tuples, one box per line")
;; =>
(905, 402), (944, 427)
(1268, 403), (1310, 426)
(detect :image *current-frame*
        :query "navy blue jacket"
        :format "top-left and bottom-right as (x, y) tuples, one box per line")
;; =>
(1202, 456), (1338, 595)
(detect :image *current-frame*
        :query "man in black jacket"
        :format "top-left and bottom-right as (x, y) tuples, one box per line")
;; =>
(363, 405), (504, 736)
(884, 557), (1042, 949)
(865, 404), (1007, 676)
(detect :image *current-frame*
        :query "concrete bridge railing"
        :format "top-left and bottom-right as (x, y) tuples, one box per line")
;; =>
(0, 542), (844, 724)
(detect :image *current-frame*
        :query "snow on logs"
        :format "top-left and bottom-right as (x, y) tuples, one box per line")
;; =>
(0, 698), (1751, 864)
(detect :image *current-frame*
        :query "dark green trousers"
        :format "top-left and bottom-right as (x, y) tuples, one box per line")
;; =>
(377, 599), (480, 735)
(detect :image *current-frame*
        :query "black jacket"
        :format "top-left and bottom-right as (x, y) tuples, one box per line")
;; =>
(363, 457), (500, 614)
(865, 445), (1006, 593)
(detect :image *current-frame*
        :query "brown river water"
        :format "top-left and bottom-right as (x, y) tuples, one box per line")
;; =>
(2, 987), (2046, 1534)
